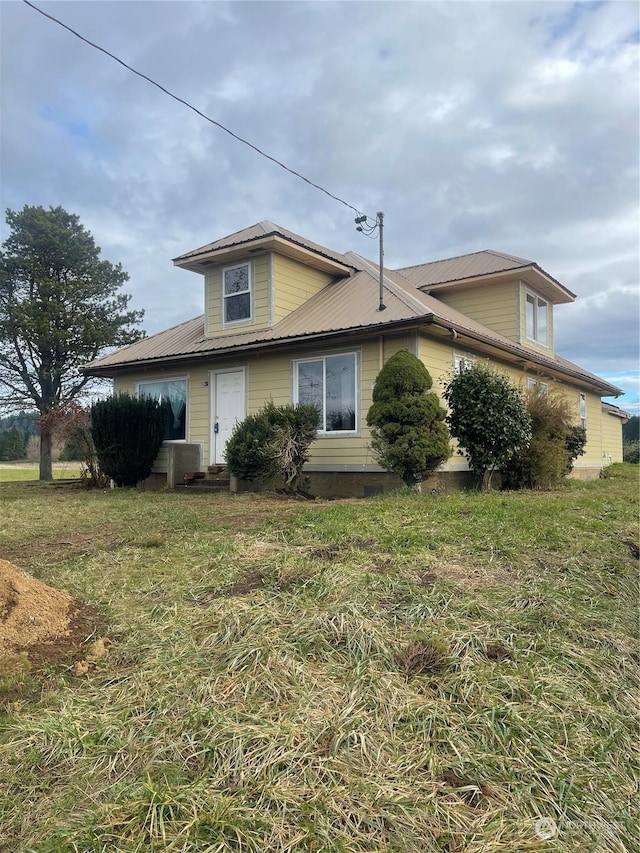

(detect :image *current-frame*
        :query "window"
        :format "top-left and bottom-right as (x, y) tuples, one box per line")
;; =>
(525, 292), (548, 346)
(527, 376), (549, 395)
(453, 353), (475, 374)
(138, 378), (187, 440)
(579, 393), (587, 431)
(223, 263), (251, 324)
(295, 353), (357, 433)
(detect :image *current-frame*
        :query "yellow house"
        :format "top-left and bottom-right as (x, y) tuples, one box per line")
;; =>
(84, 221), (625, 495)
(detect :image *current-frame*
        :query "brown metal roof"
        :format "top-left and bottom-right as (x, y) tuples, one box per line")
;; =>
(173, 220), (356, 271)
(85, 255), (622, 396)
(397, 249), (575, 303)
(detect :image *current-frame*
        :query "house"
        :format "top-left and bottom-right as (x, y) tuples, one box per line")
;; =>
(84, 221), (625, 495)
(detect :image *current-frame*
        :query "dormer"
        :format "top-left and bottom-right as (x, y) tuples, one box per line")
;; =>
(173, 221), (356, 338)
(396, 249), (575, 356)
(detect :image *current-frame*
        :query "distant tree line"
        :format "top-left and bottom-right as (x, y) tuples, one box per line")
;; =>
(0, 411), (38, 461)
(623, 414), (639, 463)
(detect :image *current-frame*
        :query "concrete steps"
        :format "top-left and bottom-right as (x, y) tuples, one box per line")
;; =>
(178, 465), (230, 494)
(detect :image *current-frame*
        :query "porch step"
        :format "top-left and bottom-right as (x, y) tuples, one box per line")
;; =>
(183, 471), (205, 483)
(176, 478), (230, 494)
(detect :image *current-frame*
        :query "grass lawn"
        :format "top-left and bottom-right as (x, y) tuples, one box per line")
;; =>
(0, 466), (638, 852)
(0, 462), (82, 482)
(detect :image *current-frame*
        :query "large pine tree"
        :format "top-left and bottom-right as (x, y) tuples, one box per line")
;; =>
(0, 205), (144, 480)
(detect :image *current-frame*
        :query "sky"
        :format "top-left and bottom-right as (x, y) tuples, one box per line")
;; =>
(1, 0), (638, 410)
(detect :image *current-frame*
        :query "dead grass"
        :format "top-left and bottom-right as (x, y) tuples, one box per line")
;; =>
(0, 465), (638, 852)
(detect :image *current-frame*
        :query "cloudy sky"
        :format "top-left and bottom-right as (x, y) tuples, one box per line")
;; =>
(1, 0), (638, 409)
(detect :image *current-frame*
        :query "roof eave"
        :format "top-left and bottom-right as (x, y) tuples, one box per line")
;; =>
(422, 265), (575, 304)
(173, 233), (355, 277)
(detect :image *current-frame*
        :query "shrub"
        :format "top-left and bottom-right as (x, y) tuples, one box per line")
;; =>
(623, 440), (640, 464)
(366, 351), (450, 488)
(502, 388), (586, 489)
(443, 363), (531, 489)
(225, 401), (320, 493)
(90, 394), (166, 487)
(42, 402), (108, 487)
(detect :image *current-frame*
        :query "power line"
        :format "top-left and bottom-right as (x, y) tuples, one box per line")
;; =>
(21, 0), (369, 220)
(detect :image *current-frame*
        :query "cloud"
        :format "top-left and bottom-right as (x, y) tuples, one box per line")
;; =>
(0, 0), (637, 393)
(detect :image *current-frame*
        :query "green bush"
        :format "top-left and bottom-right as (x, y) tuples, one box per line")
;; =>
(623, 440), (639, 464)
(225, 401), (320, 493)
(367, 351), (450, 488)
(443, 363), (531, 489)
(90, 393), (166, 487)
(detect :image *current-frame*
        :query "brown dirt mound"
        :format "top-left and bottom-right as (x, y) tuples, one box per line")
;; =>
(0, 559), (104, 672)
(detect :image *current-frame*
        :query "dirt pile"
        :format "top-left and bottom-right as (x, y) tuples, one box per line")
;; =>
(0, 559), (104, 670)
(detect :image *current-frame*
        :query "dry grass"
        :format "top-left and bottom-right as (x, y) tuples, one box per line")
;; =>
(0, 466), (638, 852)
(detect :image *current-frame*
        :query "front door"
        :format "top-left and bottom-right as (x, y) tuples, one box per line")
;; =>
(211, 369), (246, 465)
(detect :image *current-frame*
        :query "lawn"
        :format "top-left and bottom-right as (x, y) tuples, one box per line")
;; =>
(0, 466), (638, 852)
(0, 462), (82, 482)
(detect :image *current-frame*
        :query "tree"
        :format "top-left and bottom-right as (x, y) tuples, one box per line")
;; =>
(0, 205), (144, 480)
(91, 394), (166, 487)
(443, 363), (531, 489)
(366, 351), (451, 488)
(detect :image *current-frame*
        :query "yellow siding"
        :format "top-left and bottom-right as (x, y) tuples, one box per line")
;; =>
(518, 282), (555, 354)
(435, 281), (519, 340)
(601, 412), (624, 464)
(272, 255), (334, 322)
(204, 255), (271, 337)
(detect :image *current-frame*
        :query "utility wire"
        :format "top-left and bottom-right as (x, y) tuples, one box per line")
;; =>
(22, 0), (368, 220)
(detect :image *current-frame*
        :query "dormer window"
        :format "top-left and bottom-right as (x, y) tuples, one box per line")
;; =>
(223, 263), (252, 325)
(525, 292), (548, 346)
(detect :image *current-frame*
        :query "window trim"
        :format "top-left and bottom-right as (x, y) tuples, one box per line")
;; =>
(222, 262), (253, 328)
(136, 375), (188, 442)
(579, 393), (587, 431)
(453, 352), (475, 374)
(293, 351), (359, 436)
(527, 376), (549, 395)
(525, 290), (549, 347)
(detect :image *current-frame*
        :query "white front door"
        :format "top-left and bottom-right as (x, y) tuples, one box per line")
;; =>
(211, 369), (246, 465)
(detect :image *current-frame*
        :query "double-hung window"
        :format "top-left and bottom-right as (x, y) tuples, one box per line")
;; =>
(579, 393), (587, 431)
(223, 263), (252, 324)
(527, 376), (549, 395)
(525, 292), (548, 346)
(137, 378), (187, 440)
(295, 353), (357, 433)
(453, 353), (475, 374)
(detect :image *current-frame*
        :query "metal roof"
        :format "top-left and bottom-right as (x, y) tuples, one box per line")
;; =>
(397, 249), (576, 303)
(85, 255), (622, 396)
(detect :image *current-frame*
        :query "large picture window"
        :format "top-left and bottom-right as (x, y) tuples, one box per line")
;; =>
(137, 378), (187, 440)
(295, 353), (357, 433)
(525, 292), (548, 346)
(223, 263), (252, 324)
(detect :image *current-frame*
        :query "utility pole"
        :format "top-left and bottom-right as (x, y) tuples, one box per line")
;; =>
(355, 211), (386, 311)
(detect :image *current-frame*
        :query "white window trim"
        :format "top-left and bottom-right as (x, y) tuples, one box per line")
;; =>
(136, 375), (189, 442)
(527, 376), (549, 394)
(525, 290), (549, 347)
(579, 393), (587, 431)
(293, 351), (359, 436)
(453, 352), (475, 374)
(222, 262), (253, 328)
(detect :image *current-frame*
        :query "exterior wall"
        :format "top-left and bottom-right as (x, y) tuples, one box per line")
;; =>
(113, 329), (613, 490)
(601, 412), (625, 464)
(272, 255), (334, 322)
(434, 281), (519, 341)
(204, 254), (271, 337)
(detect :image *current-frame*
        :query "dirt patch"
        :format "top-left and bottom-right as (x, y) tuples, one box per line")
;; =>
(0, 559), (105, 673)
(441, 769), (498, 808)
(429, 560), (511, 590)
(483, 642), (513, 661)
(1, 525), (124, 567)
